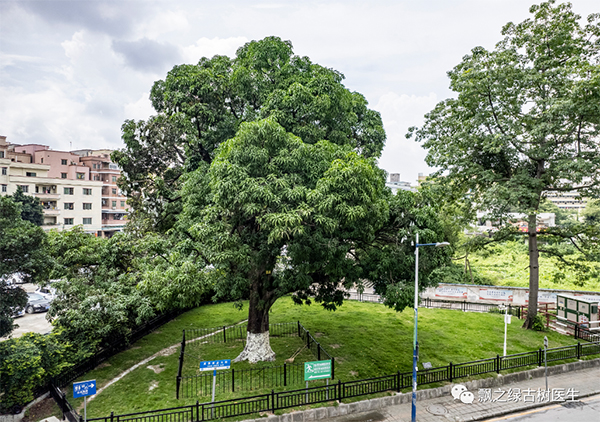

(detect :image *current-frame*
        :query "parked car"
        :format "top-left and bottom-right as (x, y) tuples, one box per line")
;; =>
(35, 285), (57, 301)
(25, 292), (51, 314)
(12, 306), (25, 318)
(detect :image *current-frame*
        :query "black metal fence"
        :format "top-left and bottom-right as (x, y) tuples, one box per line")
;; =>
(177, 321), (334, 399)
(89, 340), (600, 422)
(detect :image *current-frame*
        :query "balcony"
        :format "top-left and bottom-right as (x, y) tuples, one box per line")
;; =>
(42, 208), (61, 216)
(34, 192), (60, 199)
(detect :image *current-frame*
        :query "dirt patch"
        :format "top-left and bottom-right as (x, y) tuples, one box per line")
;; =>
(349, 371), (359, 376)
(147, 364), (165, 374)
(149, 381), (159, 391)
(129, 346), (141, 350)
(152, 330), (161, 334)
(330, 344), (341, 349)
(21, 398), (60, 422)
(157, 347), (176, 357)
(314, 332), (324, 337)
(96, 362), (111, 369)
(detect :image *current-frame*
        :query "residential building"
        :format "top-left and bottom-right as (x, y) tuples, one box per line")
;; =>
(386, 173), (415, 194)
(1, 136), (127, 237)
(545, 191), (588, 211)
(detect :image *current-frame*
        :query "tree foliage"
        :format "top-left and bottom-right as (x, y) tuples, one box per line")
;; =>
(113, 37), (385, 233)
(8, 185), (44, 226)
(408, 1), (600, 328)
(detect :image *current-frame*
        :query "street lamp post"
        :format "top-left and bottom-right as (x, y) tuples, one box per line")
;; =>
(412, 233), (449, 422)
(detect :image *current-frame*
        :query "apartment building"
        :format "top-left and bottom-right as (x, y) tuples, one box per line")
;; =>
(545, 191), (588, 211)
(1, 136), (127, 237)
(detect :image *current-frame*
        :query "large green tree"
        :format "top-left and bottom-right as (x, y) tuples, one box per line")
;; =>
(118, 37), (450, 362)
(408, 1), (600, 328)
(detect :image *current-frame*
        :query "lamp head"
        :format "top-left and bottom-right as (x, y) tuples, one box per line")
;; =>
(435, 242), (450, 247)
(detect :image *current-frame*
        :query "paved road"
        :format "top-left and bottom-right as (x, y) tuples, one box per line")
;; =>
(1, 283), (53, 340)
(323, 365), (600, 422)
(483, 394), (600, 421)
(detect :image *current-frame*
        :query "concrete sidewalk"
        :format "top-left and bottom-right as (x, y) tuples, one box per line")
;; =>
(324, 363), (600, 422)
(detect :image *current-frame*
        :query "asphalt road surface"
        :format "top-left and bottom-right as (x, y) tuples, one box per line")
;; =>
(483, 394), (600, 422)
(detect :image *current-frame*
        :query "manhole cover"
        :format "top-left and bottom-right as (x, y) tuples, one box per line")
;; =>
(427, 404), (448, 415)
(561, 401), (586, 409)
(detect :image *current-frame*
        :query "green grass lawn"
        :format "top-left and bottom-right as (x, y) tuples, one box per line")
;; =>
(74, 296), (593, 418)
(467, 241), (600, 292)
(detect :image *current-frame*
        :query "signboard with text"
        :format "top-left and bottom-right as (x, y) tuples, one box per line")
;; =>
(73, 380), (96, 398)
(200, 359), (231, 371)
(304, 360), (331, 381)
(480, 289), (513, 302)
(435, 286), (467, 299)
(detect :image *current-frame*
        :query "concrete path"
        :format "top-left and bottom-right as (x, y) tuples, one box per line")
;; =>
(322, 365), (600, 422)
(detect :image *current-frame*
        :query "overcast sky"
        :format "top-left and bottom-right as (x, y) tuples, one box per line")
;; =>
(1, 0), (597, 182)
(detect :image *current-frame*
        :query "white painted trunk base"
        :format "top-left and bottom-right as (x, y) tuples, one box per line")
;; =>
(233, 331), (276, 363)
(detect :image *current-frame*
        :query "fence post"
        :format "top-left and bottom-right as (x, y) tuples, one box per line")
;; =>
(297, 320), (300, 337)
(271, 390), (275, 413)
(577, 342), (581, 360)
(110, 411), (114, 422)
(176, 376), (181, 400)
(574, 324), (579, 340)
(232, 368), (235, 392)
(396, 371), (400, 392)
(448, 362), (453, 383)
(317, 343), (321, 360)
(196, 401), (199, 422)
(307, 332), (311, 348)
(538, 348), (542, 367)
(338, 379), (342, 402)
(331, 358), (335, 380)
(223, 326), (226, 343)
(496, 354), (500, 374)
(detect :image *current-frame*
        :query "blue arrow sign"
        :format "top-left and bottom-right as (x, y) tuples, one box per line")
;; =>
(73, 380), (96, 398)
(200, 359), (231, 371)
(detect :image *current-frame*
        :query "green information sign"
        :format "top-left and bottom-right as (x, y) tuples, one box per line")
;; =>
(304, 360), (331, 381)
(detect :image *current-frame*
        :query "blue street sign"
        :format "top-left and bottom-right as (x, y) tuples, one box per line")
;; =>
(73, 380), (96, 398)
(200, 359), (231, 371)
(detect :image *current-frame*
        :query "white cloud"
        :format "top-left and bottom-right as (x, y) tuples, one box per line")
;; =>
(124, 92), (154, 122)
(181, 37), (249, 63)
(374, 92), (440, 183)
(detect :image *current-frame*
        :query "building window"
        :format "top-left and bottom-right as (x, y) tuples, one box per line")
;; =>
(61, 159), (67, 165)
(26, 172), (36, 177)
(120, 201), (125, 208)
(1, 184), (6, 192)
(76, 172), (85, 180)
(41, 158), (43, 164)
(19, 185), (28, 193)
(94, 175), (100, 181)
(64, 187), (74, 195)
(112, 176), (117, 183)
(83, 203), (92, 210)
(1, 167), (6, 175)
(83, 218), (92, 225)
(64, 203), (74, 210)
(61, 173), (67, 179)
(112, 188), (117, 195)
(83, 188), (92, 195)
(64, 218), (74, 225)
(0, 151), (4, 158)
(93, 164), (97, 169)
(112, 201), (117, 208)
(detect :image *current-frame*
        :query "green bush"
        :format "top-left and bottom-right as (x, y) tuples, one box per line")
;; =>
(531, 314), (547, 332)
(0, 332), (72, 411)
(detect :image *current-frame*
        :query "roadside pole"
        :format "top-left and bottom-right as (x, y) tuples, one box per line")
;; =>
(544, 336), (548, 391)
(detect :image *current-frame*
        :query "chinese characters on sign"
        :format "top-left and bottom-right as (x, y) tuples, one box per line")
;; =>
(73, 380), (96, 398)
(200, 359), (231, 371)
(477, 388), (578, 404)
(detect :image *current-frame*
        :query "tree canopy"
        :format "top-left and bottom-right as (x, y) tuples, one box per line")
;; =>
(117, 37), (451, 362)
(8, 186), (44, 226)
(0, 196), (47, 337)
(408, 0), (600, 328)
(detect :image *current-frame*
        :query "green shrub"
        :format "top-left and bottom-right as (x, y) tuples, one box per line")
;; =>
(0, 332), (72, 411)
(531, 314), (547, 332)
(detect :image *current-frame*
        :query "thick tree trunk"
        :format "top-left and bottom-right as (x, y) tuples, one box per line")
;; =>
(523, 213), (539, 329)
(233, 283), (276, 363)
